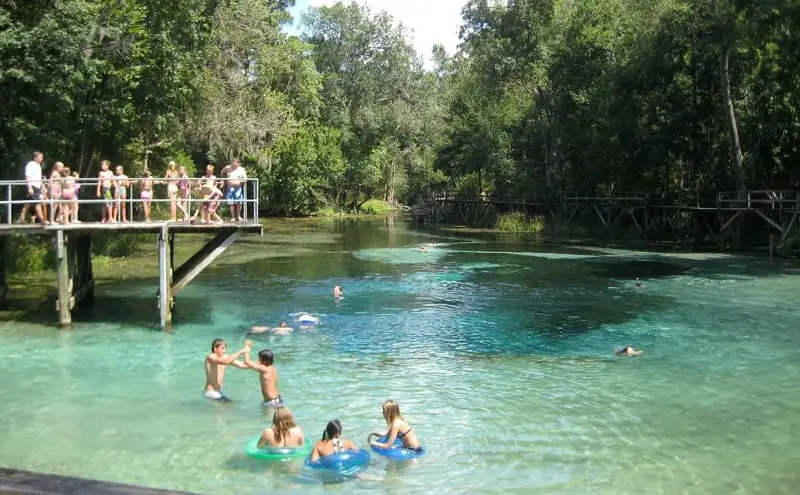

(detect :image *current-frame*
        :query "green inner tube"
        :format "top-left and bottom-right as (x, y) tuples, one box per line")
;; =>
(244, 434), (312, 460)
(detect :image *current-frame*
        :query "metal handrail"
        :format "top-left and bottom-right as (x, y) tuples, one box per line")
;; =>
(0, 177), (260, 225)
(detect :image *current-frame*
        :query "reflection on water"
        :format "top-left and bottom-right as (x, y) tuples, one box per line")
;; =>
(0, 217), (799, 494)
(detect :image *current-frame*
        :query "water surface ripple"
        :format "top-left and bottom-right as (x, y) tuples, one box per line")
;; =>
(1, 219), (798, 494)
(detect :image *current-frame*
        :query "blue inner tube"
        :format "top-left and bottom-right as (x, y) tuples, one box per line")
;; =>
(369, 434), (426, 461)
(304, 449), (370, 473)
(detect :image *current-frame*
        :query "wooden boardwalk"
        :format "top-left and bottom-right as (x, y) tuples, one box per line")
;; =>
(418, 190), (800, 253)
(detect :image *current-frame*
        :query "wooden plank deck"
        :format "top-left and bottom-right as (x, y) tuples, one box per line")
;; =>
(0, 220), (263, 236)
(0, 467), (198, 495)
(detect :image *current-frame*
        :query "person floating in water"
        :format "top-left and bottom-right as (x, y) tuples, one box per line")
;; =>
(615, 346), (644, 356)
(634, 277), (644, 288)
(369, 400), (422, 452)
(257, 407), (305, 448)
(296, 313), (320, 327)
(244, 348), (285, 407)
(310, 420), (359, 461)
(249, 320), (293, 335)
(333, 285), (343, 298)
(204, 338), (250, 401)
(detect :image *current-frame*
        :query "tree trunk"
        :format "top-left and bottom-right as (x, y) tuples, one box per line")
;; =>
(721, 47), (746, 193)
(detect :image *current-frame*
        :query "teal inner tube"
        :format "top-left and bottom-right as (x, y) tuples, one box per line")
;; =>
(244, 434), (312, 460)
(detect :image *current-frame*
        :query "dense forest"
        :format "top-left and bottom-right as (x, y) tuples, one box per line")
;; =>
(2, 0), (800, 216)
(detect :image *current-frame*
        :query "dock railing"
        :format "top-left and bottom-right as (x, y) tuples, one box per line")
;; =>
(0, 177), (260, 225)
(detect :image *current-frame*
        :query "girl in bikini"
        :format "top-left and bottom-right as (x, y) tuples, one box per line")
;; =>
(139, 169), (154, 222)
(71, 171), (81, 222)
(310, 420), (359, 461)
(165, 161), (180, 221)
(49, 162), (64, 224)
(191, 165), (223, 224)
(257, 407), (305, 449)
(60, 167), (75, 224)
(369, 400), (422, 451)
(177, 165), (191, 221)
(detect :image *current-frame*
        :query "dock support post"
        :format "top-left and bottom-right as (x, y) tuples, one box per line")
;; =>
(158, 226), (173, 329)
(55, 230), (71, 328)
(0, 238), (7, 309)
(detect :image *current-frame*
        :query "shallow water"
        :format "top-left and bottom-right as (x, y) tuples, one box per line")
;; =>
(1, 217), (799, 494)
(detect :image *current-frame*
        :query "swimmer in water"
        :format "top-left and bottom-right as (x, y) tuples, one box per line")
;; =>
(420, 247), (428, 252)
(634, 277), (644, 288)
(257, 406), (305, 448)
(615, 346), (644, 356)
(250, 320), (293, 335)
(310, 420), (359, 461)
(244, 348), (285, 407)
(369, 400), (422, 451)
(296, 313), (320, 327)
(203, 338), (250, 401)
(333, 285), (343, 298)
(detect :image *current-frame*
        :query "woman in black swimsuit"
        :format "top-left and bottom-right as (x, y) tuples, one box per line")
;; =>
(369, 400), (422, 451)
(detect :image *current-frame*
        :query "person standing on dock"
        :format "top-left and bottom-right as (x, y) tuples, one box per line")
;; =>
(204, 338), (251, 401)
(19, 151), (47, 225)
(96, 160), (114, 223)
(221, 158), (247, 222)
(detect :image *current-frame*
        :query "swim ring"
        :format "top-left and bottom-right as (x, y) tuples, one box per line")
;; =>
(304, 449), (370, 473)
(244, 434), (312, 461)
(368, 433), (426, 461)
(296, 313), (320, 325)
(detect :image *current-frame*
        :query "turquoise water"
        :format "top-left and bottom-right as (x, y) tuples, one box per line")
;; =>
(1, 218), (799, 494)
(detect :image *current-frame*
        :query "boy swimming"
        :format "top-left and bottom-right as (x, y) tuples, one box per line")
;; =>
(244, 348), (284, 407)
(203, 338), (250, 401)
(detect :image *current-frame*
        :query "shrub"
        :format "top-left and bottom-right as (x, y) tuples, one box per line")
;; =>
(495, 212), (545, 233)
(359, 199), (392, 215)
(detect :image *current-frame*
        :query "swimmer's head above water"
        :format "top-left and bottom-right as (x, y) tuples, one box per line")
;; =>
(615, 346), (643, 356)
(258, 349), (274, 365)
(278, 321), (287, 327)
(322, 419), (343, 441)
(211, 338), (226, 355)
(333, 285), (343, 297)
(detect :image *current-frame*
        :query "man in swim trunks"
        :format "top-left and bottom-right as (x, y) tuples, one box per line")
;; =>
(243, 348), (284, 407)
(95, 160), (115, 223)
(204, 338), (250, 401)
(221, 158), (247, 222)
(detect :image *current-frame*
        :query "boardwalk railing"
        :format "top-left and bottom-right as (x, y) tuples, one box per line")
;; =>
(0, 177), (260, 225)
(716, 190), (799, 209)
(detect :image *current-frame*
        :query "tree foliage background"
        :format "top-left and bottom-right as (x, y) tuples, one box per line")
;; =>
(2, 0), (799, 215)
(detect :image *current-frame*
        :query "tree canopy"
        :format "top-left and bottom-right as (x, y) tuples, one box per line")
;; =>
(2, 0), (799, 214)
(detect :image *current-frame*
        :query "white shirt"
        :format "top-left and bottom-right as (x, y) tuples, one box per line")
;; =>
(25, 160), (42, 189)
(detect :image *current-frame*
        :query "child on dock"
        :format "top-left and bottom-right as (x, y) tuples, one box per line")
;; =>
(243, 347), (284, 407)
(96, 160), (114, 223)
(114, 165), (129, 223)
(203, 338), (250, 401)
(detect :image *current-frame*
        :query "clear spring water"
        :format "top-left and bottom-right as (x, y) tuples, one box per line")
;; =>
(1, 218), (799, 494)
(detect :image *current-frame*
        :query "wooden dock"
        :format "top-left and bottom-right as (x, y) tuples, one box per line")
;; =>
(0, 177), (262, 329)
(0, 467), (198, 495)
